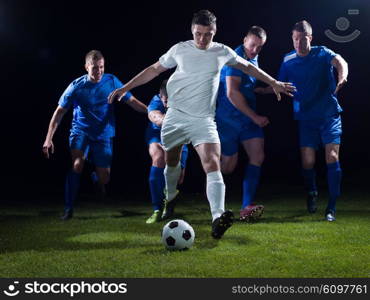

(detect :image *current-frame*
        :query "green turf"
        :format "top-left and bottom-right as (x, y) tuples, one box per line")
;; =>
(0, 187), (369, 278)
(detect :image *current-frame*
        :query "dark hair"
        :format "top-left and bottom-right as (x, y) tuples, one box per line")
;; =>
(159, 79), (168, 97)
(191, 10), (216, 27)
(292, 20), (312, 35)
(246, 26), (267, 41)
(85, 50), (104, 63)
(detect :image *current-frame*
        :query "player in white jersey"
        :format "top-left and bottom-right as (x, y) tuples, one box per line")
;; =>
(109, 10), (295, 239)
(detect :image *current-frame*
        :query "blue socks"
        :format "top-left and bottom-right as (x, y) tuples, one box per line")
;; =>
(64, 170), (81, 212)
(327, 161), (342, 212)
(302, 168), (317, 193)
(149, 166), (165, 211)
(91, 171), (99, 184)
(242, 164), (261, 209)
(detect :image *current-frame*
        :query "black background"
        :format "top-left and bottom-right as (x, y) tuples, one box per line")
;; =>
(1, 0), (369, 203)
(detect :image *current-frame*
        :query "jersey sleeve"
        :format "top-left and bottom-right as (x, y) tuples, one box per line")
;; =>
(322, 46), (337, 65)
(224, 45), (238, 66)
(113, 75), (133, 103)
(159, 44), (178, 69)
(148, 95), (163, 113)
(225, 64), (243, 78)
(58, 81), (76, 110)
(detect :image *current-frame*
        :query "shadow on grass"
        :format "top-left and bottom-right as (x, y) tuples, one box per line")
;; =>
(115, 210), (147, 217)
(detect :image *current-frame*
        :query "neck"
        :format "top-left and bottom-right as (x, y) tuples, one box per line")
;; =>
(298, 46), (311, 57)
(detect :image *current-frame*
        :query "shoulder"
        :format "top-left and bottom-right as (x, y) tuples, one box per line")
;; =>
(103, 73), (116, 80)
(234, 45), (244, 56)
(150, 94), (161, 103)
(171, 41), (190, 50)
(283, 50), (297, 63)
(316, 45), (336, 55)
(66, 75), (87, 93)
(71, 75), (87, 87)
(100, 73), (119, 83)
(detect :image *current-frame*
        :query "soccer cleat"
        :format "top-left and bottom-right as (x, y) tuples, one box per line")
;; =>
(61, 209), (73, 221)
(306, 191), (318, 213)
(146, 210), (162, 224)
(161, 189), (179, 220)
(239, 204), (264, 222)
(325, 210), (336, 222)
(161, 199), (176, 220)
(211, 210), (234, 239)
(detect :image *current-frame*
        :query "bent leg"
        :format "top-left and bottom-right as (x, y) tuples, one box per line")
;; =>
(325, 143), (341, 213)
(301, 147), (317, 193)
(64, 149), (85, 213)
(195, 143), (225, 220)
(164, 145), (183, 201)
(241, 138), (264, 208)
(148, 143), (166, 210)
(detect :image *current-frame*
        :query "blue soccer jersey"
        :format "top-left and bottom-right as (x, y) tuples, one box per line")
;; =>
(278, 46), (342, 120)
(58, 74), (133, 140)
(217, 45), (259, 121)
(147, 94), (166, 130)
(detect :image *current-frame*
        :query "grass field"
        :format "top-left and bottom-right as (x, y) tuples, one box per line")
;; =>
(0, 185), (369, 278)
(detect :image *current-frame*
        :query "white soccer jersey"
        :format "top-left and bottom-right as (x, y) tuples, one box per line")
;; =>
(159, 40), (238, 118)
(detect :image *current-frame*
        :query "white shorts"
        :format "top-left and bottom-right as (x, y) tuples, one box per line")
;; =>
(161, 108), (220, 151)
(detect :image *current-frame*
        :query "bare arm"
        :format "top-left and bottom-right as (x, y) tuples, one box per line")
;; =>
(232, 56), (295, 101)
(148, 110), (165, 128)
(126, 96), (148, 113)
(331, 55), (348, 94)
(42, 105), (68, 158)
(226, 76), (269, 127)
(108, 62), (168, 103)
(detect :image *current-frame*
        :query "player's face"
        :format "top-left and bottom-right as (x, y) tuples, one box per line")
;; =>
(85, 58), (104, 83)
(243, 34), (266, 59)
(292, 30), (312, 56)
(192, 24), (216, 50)
(160, 93), (168, 108)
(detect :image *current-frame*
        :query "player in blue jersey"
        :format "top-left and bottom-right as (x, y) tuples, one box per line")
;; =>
(145, 80), (188, 223)
(258, 21), (348, 221)
(216, 26), (269, 222)
(42, 50), (147, 220)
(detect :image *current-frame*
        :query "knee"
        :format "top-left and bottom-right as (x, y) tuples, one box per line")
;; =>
(302, 157), (315, 169)
(72, 159), (84, 173)
(221, 162), (234, 174)
(203, 153), (221, 173)
(250, 152), (264, 166)
(99, 175), (110, 185)
(97, 172), (110, 185)
(166, 153), (181, 167)
(326, 151), (339, 164)
(152, 153), (165, 168)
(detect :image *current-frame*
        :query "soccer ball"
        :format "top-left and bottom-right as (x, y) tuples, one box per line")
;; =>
(161, 219), (195, 250)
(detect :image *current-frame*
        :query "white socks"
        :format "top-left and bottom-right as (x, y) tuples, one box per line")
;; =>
(164, 163), (181, 201)
(206, 170), (225, 221)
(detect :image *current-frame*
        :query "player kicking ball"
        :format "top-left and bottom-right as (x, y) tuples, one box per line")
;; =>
(109, 10), (295, 238)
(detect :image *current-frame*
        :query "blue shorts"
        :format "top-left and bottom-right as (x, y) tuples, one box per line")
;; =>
(216, 116), (264, 156)
(69, 133), (113, 168)
(145, 126), (161, 145)
(299, 114), (342, 149)
(145, 126), (189, 169)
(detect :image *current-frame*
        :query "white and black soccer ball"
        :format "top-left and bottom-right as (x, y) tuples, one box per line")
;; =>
(161, 219), (195, 250)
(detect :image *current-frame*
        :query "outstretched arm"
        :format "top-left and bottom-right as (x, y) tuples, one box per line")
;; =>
(42, 105), (67, 159)
(331, 55), (348, 95)
(232, 56), (295, 101)
(226, 76), (269, 127)
(108, 62), (168, 103)
(126, 96), (148, 113)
